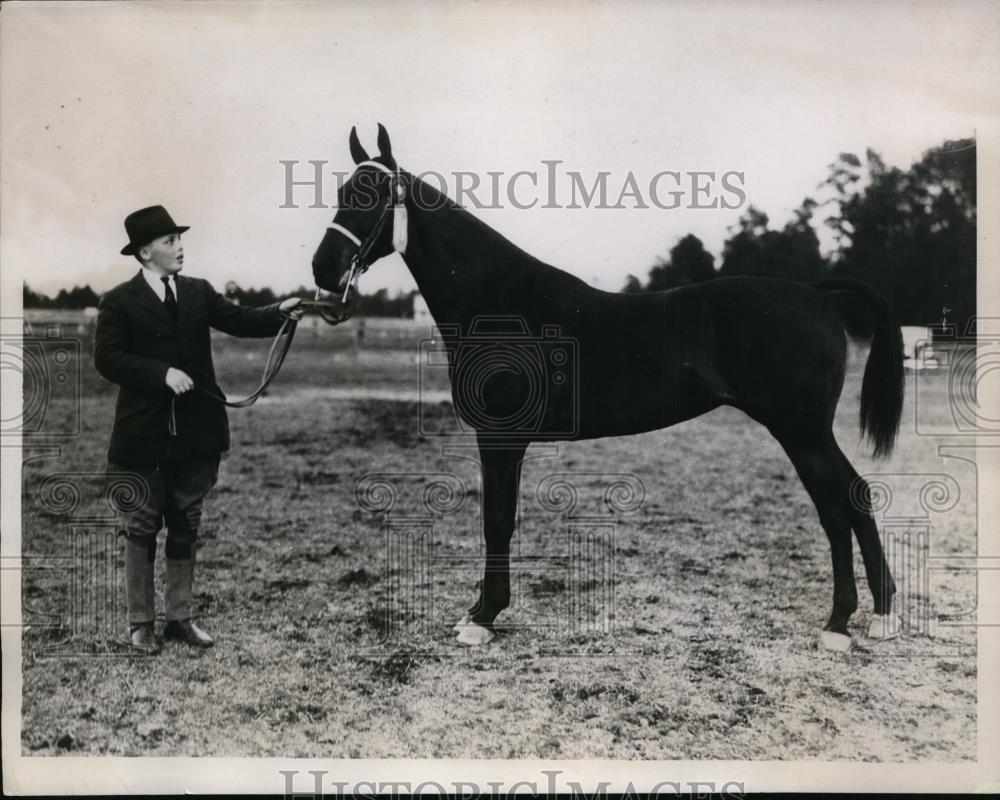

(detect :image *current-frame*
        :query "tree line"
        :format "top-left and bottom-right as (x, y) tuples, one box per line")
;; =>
(24, 137), (975, 329)
(23, 281), (420, 319)
(623, 138), (976, 333)
(23, 284), (102, 309)
(218, 284), (419, 318)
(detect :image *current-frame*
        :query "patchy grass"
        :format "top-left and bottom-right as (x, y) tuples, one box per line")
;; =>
(19, 335), (977, 759)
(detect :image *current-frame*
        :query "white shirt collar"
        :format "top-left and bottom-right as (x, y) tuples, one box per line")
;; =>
(141, 268), (177, 302)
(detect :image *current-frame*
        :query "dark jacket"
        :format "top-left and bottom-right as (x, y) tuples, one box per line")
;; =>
(95, 271), (284, 464)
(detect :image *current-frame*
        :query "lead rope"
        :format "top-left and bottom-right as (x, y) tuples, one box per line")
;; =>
(192, 290), (365, 409)
(187, 168), (404, 409)
(192, 315), (300, 408)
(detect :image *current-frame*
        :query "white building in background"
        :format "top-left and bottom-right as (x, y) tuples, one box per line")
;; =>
(411, 292), (440, 343)
(412, 293), (432, 324)
(901, 325), (939, 370)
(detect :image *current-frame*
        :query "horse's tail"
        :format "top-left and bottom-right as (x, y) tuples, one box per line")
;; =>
(816, 278), (905, 460)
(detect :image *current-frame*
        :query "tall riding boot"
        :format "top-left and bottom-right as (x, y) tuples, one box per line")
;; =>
(164, 555), (213, 647)
(124, 537), (158, 654)
(165, 556), (194, 622)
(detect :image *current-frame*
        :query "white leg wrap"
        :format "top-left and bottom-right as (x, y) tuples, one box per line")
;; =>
(456, 622), (495, 646)
(819, 630), (853, 652)
(452, 613), (471, 633)
(867, 613), (902, 640)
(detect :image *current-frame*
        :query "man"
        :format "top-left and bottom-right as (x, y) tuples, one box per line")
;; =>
(95, 205), (303, 654)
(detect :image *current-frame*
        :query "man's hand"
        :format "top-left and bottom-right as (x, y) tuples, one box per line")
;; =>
(165, 367), (194, 395)
(279, 297), (305, 320)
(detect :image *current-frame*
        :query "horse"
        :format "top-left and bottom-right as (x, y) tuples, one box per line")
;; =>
(311, 124), (905, 652)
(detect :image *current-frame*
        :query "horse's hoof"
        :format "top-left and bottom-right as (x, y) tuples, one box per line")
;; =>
(868, 613), (902, 640)
(455, 622), (495, 646)
(819, 630), (853, 652)
(452, 614), (471, 633)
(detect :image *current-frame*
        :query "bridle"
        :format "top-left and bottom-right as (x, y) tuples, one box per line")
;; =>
(190, 160), (406, 409)
(316, 159), (407, 324)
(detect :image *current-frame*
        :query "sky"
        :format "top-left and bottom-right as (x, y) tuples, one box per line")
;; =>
(2, 0), (998, 299)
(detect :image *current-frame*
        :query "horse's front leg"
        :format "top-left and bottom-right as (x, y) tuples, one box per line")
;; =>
(454, 440), (526, 646)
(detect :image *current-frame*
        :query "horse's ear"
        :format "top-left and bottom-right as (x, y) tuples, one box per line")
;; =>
(349, 126), (369, 165)
(376, 123), (393, 163)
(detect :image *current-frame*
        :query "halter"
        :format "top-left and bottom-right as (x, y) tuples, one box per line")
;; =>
(317, 160), (407, 322)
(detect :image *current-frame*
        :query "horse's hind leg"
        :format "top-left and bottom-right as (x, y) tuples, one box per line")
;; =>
(836, 452), (900, 638)
(777, 432), (859, 651)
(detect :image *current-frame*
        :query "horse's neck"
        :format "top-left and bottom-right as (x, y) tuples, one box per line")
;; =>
(400, 178), (536, 327)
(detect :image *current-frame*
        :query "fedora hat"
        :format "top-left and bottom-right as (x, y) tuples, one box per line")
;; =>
(120, 205), (190, 256)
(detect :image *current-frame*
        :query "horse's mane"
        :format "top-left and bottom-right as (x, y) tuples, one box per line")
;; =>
(404, 170), (592, 292)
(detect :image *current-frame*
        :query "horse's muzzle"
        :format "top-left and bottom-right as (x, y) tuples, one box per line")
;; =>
(311, 229), (354, 291)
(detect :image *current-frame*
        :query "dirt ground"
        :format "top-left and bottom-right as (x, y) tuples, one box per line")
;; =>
(18, 330), (977, 759)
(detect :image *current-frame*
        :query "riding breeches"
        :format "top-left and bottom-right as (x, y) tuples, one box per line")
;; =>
(109, 455), (220, 560)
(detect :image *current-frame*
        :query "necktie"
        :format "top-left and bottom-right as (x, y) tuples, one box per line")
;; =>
(161, 277), (178, 317)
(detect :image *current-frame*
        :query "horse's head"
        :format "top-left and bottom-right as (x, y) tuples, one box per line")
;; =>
(312, 123), (406, 294)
